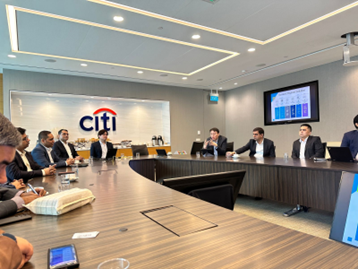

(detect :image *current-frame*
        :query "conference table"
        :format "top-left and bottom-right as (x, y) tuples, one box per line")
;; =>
(3, 156), (357, 268)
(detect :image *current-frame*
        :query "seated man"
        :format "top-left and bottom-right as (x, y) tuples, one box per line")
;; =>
(6, 128), (56, 183)
(53, 129), (84, 162)
(32, 131), (74, 167)
(291, 124), (324, 159)
(341, 115), (358, 160)
(90, 129), (114, 159)
(0, 113), (45, 268)
(226, 127), (276, 158)
(202, 127), (227, 156)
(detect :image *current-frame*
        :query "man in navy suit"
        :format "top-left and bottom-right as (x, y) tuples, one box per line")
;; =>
(32, 131), (75, 167)
(341, 115), (358, 160)
(226, 127), (276, 157)
(90, 129), (114, 159)
(202, 127), (227, 156)
(291, 124), (324, 159)
(6, 127), (56, 183)
(53, 129), (84, 162)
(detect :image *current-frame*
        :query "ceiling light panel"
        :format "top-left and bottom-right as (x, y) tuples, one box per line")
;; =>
(89, 0), (357, 44)
(7, 5), (239, 76)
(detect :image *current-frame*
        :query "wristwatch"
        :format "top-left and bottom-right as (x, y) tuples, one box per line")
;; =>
(1, 233), (17, 242)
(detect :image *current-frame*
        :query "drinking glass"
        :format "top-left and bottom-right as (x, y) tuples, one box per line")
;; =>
(196, 151), (201, 158)
(98, 258), (130, 269)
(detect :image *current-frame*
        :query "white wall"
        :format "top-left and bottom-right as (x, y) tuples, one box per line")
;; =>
(225, 59), (358, 156)
(10, 91), (171, 150)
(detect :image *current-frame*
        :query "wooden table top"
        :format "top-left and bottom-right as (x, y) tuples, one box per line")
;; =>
(4, 159), (357, 268)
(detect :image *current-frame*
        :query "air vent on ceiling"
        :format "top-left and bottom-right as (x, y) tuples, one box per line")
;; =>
(202, 0), (220, 4)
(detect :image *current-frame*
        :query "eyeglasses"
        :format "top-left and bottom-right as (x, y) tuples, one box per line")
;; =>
(22, 135), (29, 141)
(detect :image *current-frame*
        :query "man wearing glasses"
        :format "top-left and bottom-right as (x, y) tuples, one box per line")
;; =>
(53, 129), (84, 162)
(6, 128), (56, 184)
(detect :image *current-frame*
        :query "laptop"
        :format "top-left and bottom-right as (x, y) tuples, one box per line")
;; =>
(106, 148), (118, 159)
(156, 149), (167, 157)
(327, 147), (356, 162)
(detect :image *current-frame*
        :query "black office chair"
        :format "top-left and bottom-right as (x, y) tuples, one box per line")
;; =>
(131, 144), (149, 157)
(190, 141), (204, 155)
(226, 142), (234, 152)
(188, 184), (234, 210)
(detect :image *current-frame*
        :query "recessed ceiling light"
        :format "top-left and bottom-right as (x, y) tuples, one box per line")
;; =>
(113, 16), (124, 22)
(48, 94), (52, 96)
(81, 63), (88, 67)
(219, 87), (223, 89)
(8, 54), (16, 58)
(248, 48), (256, 52)
(141, 100), (145, 102)
(192, 34), (200, 39)
(234, 83), (238, 85)
(182, 77), (187, 80)
(45, 59), (56, 63)
(242, 70), (246, 73)
(137, 70), (143, 74)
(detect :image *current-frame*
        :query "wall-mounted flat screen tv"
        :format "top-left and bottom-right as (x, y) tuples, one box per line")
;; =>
(264, 80), (319, 126)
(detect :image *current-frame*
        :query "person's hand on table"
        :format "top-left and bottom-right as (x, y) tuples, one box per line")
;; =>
(226, 151), (235, 157)
(66, 158), (75, 165)
(75, 156), (84, 162)
(20, 188), (47, 204)
(44, 165), (56, 176)
(15, 236), (34, 269)
(11, 179), (26, 189)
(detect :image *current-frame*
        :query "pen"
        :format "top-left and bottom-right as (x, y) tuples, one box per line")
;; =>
(27, 183), (38, 195)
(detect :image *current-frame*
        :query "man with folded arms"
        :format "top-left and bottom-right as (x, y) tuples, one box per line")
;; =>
(6, 127), (56, 184)
(226, 127), (276, 158)
(32, 131), (75, 167)
(0, 113), (46, 268)
(291, 124), (324, 159)
(53, 129), (84, 162)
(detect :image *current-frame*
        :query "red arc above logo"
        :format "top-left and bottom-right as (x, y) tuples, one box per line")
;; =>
(93, 108), (117, 115)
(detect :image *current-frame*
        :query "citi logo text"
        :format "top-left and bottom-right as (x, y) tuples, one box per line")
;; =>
(80, 108), (117, 131)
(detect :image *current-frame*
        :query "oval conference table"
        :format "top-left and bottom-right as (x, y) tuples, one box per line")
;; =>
(3, 156), (357, 268)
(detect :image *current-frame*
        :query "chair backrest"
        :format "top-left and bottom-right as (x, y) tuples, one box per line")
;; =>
(226, 142), (234, 152)
(131, 144), (149, 157)
(190, 141), (204, 155)
(188, 184), (234, 210)
(322, 142), (327, 153)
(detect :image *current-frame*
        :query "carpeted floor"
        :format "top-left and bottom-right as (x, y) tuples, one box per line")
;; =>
(233, 195), (334, 240)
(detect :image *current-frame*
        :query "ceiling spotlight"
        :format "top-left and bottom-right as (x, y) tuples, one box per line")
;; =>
(182, 77), (187, 80)
(137, 71), (143, 74)
(81, 63), (88, 67)
(192, 34), (201, 39)
(242, 70), (246, 73)
(248, 48), (256, 52)
(234, 83), (238, 85)
(8, 54), (16, 58)
(141, 100), (145, 102)
(114, 16), (124, 22)
(219, 87), (223, 89)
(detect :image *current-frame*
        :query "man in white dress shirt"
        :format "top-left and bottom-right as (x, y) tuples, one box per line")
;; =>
(53, 129), (84, 162)
(6, 128), (56, 184)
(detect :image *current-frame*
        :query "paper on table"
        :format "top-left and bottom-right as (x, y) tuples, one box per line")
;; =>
(72, 231), (99, 239)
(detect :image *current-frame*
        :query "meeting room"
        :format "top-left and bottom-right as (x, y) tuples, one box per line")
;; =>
(0, 0), (358, 268)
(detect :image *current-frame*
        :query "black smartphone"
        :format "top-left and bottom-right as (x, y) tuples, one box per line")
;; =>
(48, 244), (79, 269)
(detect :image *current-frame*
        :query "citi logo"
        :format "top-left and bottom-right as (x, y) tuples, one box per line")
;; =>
(80, 108), (117, 131)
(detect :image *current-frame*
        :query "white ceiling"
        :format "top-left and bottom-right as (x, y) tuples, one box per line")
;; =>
(0, 0), (357, 90)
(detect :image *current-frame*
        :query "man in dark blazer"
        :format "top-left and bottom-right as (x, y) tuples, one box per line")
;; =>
(53, 129), (84, 162)
(0, 113), (46, 268)
(32, 131), (75, 167)
(341, 115), (358, 159)
(226, 127), (276, 157)
(6, 128), (56, 183)
(291, 124), (324, 159)
(202, 127), (227, 156)
(90, 129), (114, 159)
